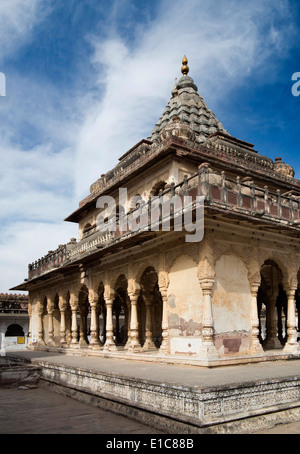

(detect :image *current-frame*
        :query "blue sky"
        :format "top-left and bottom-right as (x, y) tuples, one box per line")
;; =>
(0, 0), (299, 293)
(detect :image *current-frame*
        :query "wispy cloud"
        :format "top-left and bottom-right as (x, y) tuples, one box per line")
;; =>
(74, 0), (297, 198)
(0, 0), (49, 64)
(0, 0), (298, 292)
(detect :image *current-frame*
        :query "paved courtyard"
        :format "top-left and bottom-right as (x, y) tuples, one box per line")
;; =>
(1, 382), (300, 434)
(0, 385), (163, 434)
(2, 350), (300, 434)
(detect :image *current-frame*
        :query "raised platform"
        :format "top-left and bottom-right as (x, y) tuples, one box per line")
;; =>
(27, 343), (300, 367)
(8, 350), (300, 434)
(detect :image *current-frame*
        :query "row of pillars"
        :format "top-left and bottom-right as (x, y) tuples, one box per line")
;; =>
(250, 283), (299, 354)
(34, 285), (170, 354)
(32, 279), (299, 359)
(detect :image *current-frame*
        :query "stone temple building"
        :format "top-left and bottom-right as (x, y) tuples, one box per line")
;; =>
(12, 57), (300, 366)
(0, 293), (29, 353)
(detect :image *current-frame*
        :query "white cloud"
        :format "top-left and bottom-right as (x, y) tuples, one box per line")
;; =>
(1, 221), (77, 293)
(0, 1), (78, 293)
(0, 0), (298, 293)
(0, 0), (49, 64)
(74, 0), (296, 199)
(0, 138), (79, 292)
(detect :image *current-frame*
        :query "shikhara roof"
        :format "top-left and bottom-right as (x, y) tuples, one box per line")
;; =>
(149, 56), (229, 144)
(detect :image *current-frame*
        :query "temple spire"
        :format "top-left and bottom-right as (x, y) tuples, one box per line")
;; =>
(181, 55), (189, 76)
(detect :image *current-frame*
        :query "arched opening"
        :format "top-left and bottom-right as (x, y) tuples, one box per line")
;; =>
(78, 285), (90, 347)
(130, 194), (144, 211)
(113, 275), (129, 347)
(41, 296), (48, 344)
(52, 294), (61, 345)
(258, 260), (286, 350)
(83, 222), (95, 237)
(96, 283), (106, 346)
(64, 291), (72, 346)
(139, 266), (163, 349)
(5, 324), (24, 337)
(150, 181), (167, 197)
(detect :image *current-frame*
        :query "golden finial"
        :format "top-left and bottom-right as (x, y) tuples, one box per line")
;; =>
(181, 55), (189, 76)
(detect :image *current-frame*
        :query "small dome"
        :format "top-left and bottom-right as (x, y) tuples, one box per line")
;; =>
(274, 157), (295, 178)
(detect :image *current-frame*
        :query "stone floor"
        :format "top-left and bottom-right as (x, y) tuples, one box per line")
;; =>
(0, 385), (163, 434)
(1, 383), (300, 434)
(3, 350), (300, 435)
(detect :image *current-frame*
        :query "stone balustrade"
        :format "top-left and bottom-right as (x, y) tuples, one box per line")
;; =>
(27, 167), (300, 281)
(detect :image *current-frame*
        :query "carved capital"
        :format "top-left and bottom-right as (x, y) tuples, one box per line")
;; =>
(58, 295), (67, 311)
(199, 278), (214, 294)
(128, 278), (140, 297)
(88, 289), (98, 308)
(250, 283), (260, 297)
(70, 294), (79, 310)
(47, 297), (54, 314)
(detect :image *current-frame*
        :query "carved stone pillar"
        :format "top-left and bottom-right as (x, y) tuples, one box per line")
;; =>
(250, 283), (264, 354)
(89, 291), (101, 350)
(159, 286), (169, 354)
(70, 296), (79, 347)
(79, 305), (89, 347)
(128, 292), (142, 352)
(142, 292), (156, 351)
(47, 297), (55, 347)
(283, 287), (299, 353)
(37, 303), (45, 346)
(198, 279), (219, 360)
(265, 294), (282, 349)
(123, 302), (131, 350)
(103, 298), (117, 351)
(59, 295), (67, 347)
(28, 301), (32, 347)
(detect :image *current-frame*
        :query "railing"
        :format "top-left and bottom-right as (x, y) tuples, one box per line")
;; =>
(198, 166), (300, 223)
(68, 231), (114, 258)
(28, 166), (300, 280)
(28, 244), (71, 279)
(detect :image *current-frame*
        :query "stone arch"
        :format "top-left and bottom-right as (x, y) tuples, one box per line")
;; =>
(213, 246), (251, 282)
(139, 266), (163, 349)
(212, 254), (252, 355)
(150, 180), (167, 197)
(113, 274), (129, 346)
(167, 254), (203, 355)
(78, 285), (90, 347)
(258, 251), (289, 284)
(97, 281), (106, 345)
(5, 324), (24, 337)
(52, 293), (61, 345)
(41, 296), (48, 344)
(258, 259), (287, 350)
(130, 194), (145, 211)
(134, 259), (159, 284)
(63, 290), (72, 345)
(83, 223), (93, 234)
